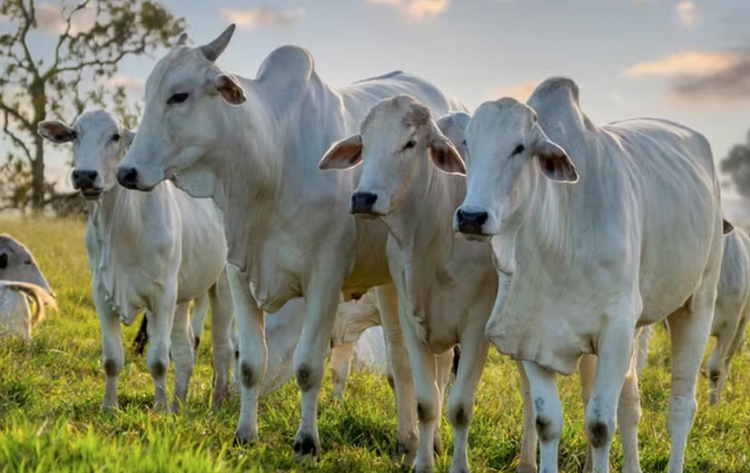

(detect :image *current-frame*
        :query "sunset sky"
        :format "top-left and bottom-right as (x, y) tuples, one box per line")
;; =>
(2, 0), (750, 207)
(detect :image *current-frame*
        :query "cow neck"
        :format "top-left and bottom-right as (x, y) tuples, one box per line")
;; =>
(90, 183), (151, 248)
(382, 155), (463, 280)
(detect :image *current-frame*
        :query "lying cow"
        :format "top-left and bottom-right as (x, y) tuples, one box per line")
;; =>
(446, 77), (725, 473)
(707, 222), (750, 405)
(116, 24), (463, 460)
(0, 234), (56, 339)
(38, 110), (235, 413)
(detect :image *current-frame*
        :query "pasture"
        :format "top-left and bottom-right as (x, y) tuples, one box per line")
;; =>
(1, 218), (749, 473)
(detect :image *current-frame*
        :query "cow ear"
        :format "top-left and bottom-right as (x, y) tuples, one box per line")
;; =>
(122, 128), (135, 148)
(723, 219), (735, 235)
(430, 134), (465, 175)
(532, 127), (578, 183)
(38, 121), (76, 143)
(318, 135), (363, 170)
(213, 73), (246, 105)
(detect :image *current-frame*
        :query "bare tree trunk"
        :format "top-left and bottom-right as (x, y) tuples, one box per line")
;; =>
(31, 134), (45, 211)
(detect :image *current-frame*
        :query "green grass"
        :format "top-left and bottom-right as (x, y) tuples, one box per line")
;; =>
(1, 217), (749, 472)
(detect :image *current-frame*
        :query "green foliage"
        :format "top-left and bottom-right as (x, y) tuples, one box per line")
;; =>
(0, 219), (749, 472)
(0, 0), (185, 211)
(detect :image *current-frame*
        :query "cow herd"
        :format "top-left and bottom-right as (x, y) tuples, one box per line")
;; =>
(1, 23), (749, 473)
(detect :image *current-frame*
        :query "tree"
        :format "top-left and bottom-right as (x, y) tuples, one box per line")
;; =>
(0, 0), (184, 211)
(721, 129), (750, 200)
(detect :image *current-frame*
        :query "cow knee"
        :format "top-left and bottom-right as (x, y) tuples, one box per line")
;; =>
(449, 403), (471, 429)
(296, 363), (318, 392)
(417, 400), (438, 423)
(240, 360), (259, 388)
(103, 357), (122, 377)
(149, 359), (168, 378)
(586, 419), (614, 449)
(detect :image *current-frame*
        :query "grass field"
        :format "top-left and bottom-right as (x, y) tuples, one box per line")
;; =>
(1, 217), (749, 472)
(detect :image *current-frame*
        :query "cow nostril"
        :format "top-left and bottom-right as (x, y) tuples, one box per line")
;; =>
(457, 209), (489, 232)
(72, 170), (81, 180)
(117, 167), (138, 187)
(351, 192), (378, 212)
(476, 212), (488, 225)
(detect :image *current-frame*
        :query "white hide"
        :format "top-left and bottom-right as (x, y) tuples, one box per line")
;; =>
(707, 226), (750, 405)
(38, 110), (235, 413)
(450, 78), (724, 473)
(0, 281), (56, 339)
(320, 97), (495, 473)
(117, 24), (464, 459)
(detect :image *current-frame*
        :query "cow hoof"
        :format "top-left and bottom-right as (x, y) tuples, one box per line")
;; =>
(516, 462), (537, 473)
(101, 403), (119, 413)
(293, 433), (319, 461)
(234, 426), (258, 446)
(394, 439), (417, 465)
(449, 465), (470, 473)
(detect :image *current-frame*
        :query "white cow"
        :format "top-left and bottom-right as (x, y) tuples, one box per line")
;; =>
(0, 234), (56, 339)
(441, 77), (725, 473)
(320, 98), (495, 473)
(116, 24), (463, 460)
(38, 111), (235, 413)
(707, 223), (750, 405)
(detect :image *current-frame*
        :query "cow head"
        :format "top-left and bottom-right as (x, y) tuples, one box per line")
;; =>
(117, 24), (246, 194)
(319, 95), (464, 216)
(0, 234), (54, 296)
(446, 97), (578, 240)
(38, 111), (134, 200)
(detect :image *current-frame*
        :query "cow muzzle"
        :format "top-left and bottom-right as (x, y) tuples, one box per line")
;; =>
(71, 169), (103, 199)
(116, 167), (140, 190)
(456, 208), (489, 235)
(350, 192), (380, 217)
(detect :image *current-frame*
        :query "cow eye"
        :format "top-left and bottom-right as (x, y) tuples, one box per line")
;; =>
(0, 253), (7, 269)
(111, 133), (121, 142)
(461, 140), (467, 147)
(511, 144), (525, 156)
(403, 140), (417, 150)
(23, 259), (32, 265)
(167, 93), (190, 105)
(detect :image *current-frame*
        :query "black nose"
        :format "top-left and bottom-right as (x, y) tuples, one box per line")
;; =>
(351, 192), (378, 214)
(117, 167), (138, 189)
(456, 209), (488, 234)
(71, 170), (98, 189)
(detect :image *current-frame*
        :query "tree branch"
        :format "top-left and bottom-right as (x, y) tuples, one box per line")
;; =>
(17, 0), (40, 81)
(0, 99), (32, 130)
(54, 38), (148, 74)
(2, 110), (33, 163)
(44, 0), (92, 81)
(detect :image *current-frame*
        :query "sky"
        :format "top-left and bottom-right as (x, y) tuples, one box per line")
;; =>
(2, 0), (750, 213)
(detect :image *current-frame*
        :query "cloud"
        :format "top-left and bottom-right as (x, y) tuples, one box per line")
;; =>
(219, 6), (305, 30)
(676, 1), (697, 27)
(625, 51), (739, 77)
(104, 75), (145, 92)
(368, 0), (449, 20)
(627, 49), (750, 104)
(489, 81), (539, 102)
(35, 3), (97, 35)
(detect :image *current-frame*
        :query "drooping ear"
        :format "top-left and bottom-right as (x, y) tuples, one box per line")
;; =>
(37, 121), (76, 144)
(122, 128), (135, 148)
(174, 32), (189, 47)
(723, 219), (735, 235)
(201, 24), (236, 63)
(532, 126), (578, 183)
(212, 73), (247, 105)
(429, 131), (465, 175)
(318, 135), (363, 171)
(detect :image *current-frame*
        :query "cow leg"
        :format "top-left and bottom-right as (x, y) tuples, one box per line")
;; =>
(190, 294), (211, 351)
(666, 303), (714, 472)
(618, 330), (643, 473)
(170, 301), (194, 412)
(146, 291), (177, 411)
(93, 285), (123, 410)
(522, 361), (562, 473)
(401, 320), (440, 473)
(330, 341), (355, 401)
(228, 264), (267, 444)
(584, 316), (635, 473)
(209, 272), (236, 410)
(578, 354), (596, 473)
(434, 348), (454, 457)
(517, 360), (538, 473)
(292, 270), (345, 461)
(706, 311), (741, 406)
(376, 282), (418, 464)
(635, 324), (654, 378)
(448, 326), (489, 473)
(717, 314), (750, 402)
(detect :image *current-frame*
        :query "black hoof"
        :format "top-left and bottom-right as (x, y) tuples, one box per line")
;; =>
(293, 434), (319, 459)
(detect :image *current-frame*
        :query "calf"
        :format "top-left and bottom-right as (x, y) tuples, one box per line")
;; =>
(38, 111), (235, 412)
